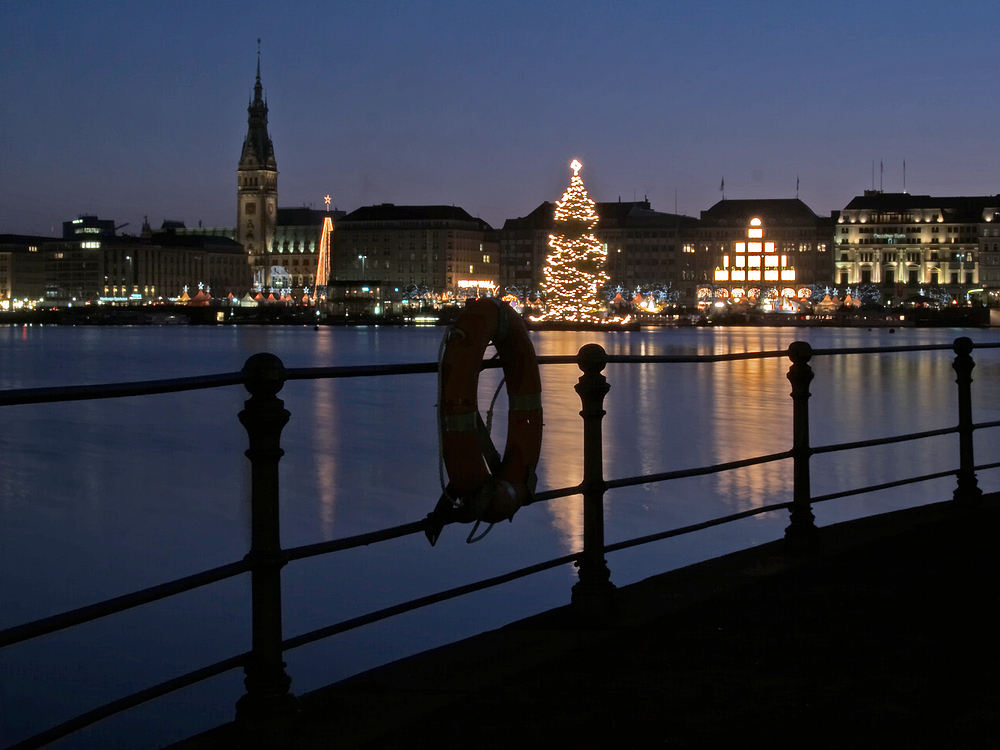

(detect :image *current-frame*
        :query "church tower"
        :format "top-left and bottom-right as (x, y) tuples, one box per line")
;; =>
(237, 42), (278, 288)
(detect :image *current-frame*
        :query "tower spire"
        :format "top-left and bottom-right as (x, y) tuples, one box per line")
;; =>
(253, 38), (264, 103)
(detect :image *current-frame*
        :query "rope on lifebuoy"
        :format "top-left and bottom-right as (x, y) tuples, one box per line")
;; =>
(426, 297), (543, 545)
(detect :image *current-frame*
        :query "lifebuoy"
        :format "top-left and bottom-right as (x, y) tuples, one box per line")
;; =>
(437, 297), (542, 525)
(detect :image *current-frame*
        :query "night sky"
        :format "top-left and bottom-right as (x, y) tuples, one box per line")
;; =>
(2, 0), (998, 237)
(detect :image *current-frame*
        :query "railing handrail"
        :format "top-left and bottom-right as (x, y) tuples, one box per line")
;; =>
(2, 336), (997, 749)
(5, 341), (999, 408)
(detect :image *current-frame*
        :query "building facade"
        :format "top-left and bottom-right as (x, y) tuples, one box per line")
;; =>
(42, 227), (250, 305)
(333, 204), (498, 296)
(837, 192), (1000, 296)
(500, 200), (701, 299)
(698, 199), (835, 303)
(0, 236), (47, 308)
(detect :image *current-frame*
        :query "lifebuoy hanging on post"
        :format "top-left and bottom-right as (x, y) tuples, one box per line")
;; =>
(427, 298), (542, 543)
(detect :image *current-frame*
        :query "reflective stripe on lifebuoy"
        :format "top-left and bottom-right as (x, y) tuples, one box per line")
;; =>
(439, 297), (542, 524)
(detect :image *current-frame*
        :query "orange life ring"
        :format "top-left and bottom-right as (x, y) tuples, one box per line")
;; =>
(438, 297), (542, 525)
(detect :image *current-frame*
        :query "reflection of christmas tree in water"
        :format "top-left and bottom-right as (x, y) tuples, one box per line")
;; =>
(536, 159), (621, 323)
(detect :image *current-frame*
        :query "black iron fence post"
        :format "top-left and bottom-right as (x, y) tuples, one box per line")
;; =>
(785, 341), (818, 548)
(572, 343), (616, 616)
(952, 336), (983, 507)
(235, 353), (297, 745)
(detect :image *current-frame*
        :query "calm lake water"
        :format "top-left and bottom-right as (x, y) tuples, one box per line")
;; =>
(2, 323), (999, 748)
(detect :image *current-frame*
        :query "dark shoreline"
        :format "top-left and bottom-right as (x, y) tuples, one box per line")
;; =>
(0, 305), (993, 328)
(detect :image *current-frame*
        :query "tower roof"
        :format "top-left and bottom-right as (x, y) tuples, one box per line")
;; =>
(239, 43), (276, 171)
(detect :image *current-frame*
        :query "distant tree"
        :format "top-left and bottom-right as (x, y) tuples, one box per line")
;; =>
(856, 283), (883, 306)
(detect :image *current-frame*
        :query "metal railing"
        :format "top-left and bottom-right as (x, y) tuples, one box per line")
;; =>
(1, 336), (998, 749)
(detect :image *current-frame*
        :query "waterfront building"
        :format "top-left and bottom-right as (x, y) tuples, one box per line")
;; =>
(42, 227), (250, 305)
(177, 209), (343, 297)
(0, 235), (48, 309)
(500, 200), (698, 299)
(837, 191), (1000, 299)
(698, 199), (835, 305)
(332, 204), (498, 298)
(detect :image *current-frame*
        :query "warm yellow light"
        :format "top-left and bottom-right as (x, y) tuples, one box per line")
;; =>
(723, 255), (729, 268)
(538, 159), (623, 324)
(736, 242), (746, 253)
(731, 270), (746, 281)
(765, 255), (779, 267)
(715, 270), (729, 281)
(781, 255), (788, 267)
(765, 270), (779, 281)
(749, 242), (762, 253)
(748, 228), (763, 239)
(748, 255), (761, 267)
(765, 242), (775, 253)
(735, 256), (746, 268)
(750, 218), (762, 227)
(748, 270), (761, 281)
(782, 270), (796, 281)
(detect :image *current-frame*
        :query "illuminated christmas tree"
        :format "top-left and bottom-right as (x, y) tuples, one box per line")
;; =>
(538, 159), (611, 323)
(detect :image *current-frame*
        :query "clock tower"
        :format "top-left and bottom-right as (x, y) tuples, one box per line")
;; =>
(237, 42), (278, 288)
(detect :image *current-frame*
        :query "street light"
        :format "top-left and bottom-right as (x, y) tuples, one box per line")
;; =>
(358, 254), (367, 277)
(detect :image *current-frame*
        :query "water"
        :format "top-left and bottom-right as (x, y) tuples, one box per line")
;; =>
(2, 323), (999, 748)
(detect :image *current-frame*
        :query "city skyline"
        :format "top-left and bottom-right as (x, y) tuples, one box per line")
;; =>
(2, 0), (998, 237)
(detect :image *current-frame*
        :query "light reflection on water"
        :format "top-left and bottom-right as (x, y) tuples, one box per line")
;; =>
(2, 323), (999, 748)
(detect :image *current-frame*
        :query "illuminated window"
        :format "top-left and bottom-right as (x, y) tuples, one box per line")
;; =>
(715, 269), (729, 281)
(765, 270), (779, 281)
(781, 270), (796, 281)
(748, 255), (761, 267)
(748, 270), (761, 281)
(731, 270), (746, 281)
(764, 256), (779, 267)
(723, 255), (729, 268)
(735, 256), (746, 268)
(735, 242), (746, 253)
(750, 218), (762, 227)
(749, 242), (762, 253)
(765, 242), (775, 253)
(748, 228), (763, 239)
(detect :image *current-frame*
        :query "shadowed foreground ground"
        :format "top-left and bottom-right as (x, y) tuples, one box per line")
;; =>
(174, 494), (1000, 749)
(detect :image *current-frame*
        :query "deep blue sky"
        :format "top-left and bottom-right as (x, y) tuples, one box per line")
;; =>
(2, 0), (998, 237)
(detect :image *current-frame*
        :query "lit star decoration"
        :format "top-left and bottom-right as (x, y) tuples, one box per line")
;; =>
(536, 159), (622, 324)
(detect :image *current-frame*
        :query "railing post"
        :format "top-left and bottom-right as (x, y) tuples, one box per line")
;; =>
(952, 336), (983, 508)
(235, 353), (297, 745)
(572, 344), (616, 616)
(784, 341), (818, 548)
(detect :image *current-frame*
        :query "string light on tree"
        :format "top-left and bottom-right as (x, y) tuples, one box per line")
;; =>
(535, 159), (624, 324)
